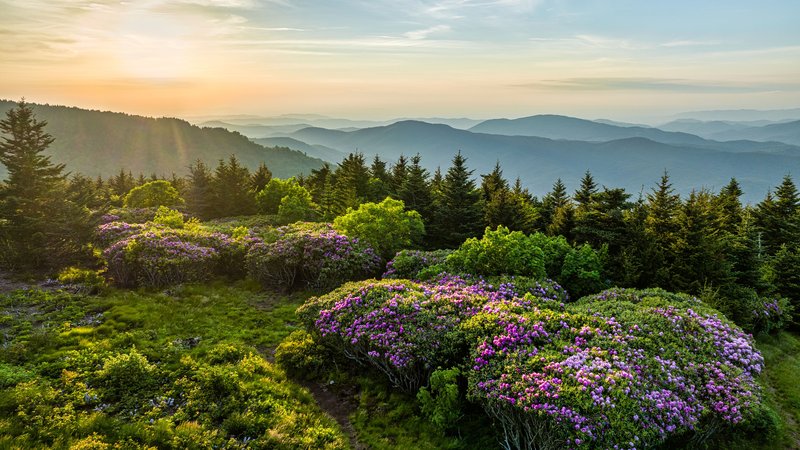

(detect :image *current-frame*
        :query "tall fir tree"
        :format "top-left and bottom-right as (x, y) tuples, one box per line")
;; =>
(398, 154), (433, 223)
(210, 155), (256, 217)
(250, 162), (273, 194)
(429, 152), (483, 248)
(0, 101), (90, 269)
(186, 160), (214, 219)
(644, 171), (681, 288)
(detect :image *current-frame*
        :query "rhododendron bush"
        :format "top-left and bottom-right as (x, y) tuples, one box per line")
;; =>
(246, 223), (382, 291)
(299, 279), (773, 449)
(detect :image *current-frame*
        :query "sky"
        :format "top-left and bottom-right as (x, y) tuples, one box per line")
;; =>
(1, 0), (799, 121)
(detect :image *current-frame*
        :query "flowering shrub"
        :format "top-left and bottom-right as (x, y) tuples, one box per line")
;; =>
(383, 249), (453, 279)
(299, 275), (567, 391)
(751, 296), (793, 334)
(246, 224), (381, 291)
(301, 281), (771, 449)
(467, 288), (770, 449)
(99, 222), (259, 287)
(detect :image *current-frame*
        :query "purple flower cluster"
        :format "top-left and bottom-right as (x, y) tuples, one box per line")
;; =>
(468, 288), (766, 448)
(98, 220), (260, 287)
(246, 224), (382, 291)
(303, 275), (567, 391)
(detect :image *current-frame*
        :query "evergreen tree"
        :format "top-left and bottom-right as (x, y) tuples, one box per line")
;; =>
(539, 178), (571, 234)
(398, 154), (433, 223)
(186, 160), (214, 219)
(644, 172), (681, 288)
(210, 155), (256, 217)
(0, 101), (90, 269)
(250, 162), (273, 194)
(367, 155), (392, 202)
(109, 169), (136, 199)
(334, 153), (371, 204)
(572, 171), (603, 246)
(390, 155), (409, 196)
(429, 152), (483, 248)
(756, 175), (800, 254)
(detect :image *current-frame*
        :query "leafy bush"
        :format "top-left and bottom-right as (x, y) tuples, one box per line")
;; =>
(152, 206), (185, 229)
(57, 267), (107, 294)
(275, 330), (330, 380)
(559, 243), (606, 297)
(447, 226), (546, 278)
(277, 185), (318, 224)
(417, 367), (463, 431)
(383, 249), (453, 279)
(333, 197), (425, 260)
(97, 348), (159, 411)
(245, 223), (382, 291)
(123, 180), (184, 209)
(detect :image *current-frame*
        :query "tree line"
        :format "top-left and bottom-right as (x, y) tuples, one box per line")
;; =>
(1, 101), (799, 326)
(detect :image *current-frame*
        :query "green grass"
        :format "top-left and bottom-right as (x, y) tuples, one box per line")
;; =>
(0, 283), (349, 449)
(757, 331), (800, 449)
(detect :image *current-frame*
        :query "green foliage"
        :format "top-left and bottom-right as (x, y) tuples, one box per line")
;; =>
(446, 226), (545, 278)
(333, 197), (425, 260)
(275, 330), (329, 380)
(152, 206), (185, 229)
(429, 152), (483, 249)
(256, 177), (300, 214)
(277, 182), (318, 224)
(417, 367), (463, 431)
(0, 283), (348, 449)
(0, 100), (92, 270)
(383, 249), (453, 279)
(559, 243), (605, 297)
(57, 266), (107, 294)
(123, 180), (184, 209)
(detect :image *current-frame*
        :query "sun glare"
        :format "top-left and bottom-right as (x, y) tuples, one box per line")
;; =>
(112, 14), (195, 81)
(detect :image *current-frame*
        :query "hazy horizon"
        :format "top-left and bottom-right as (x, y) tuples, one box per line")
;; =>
(2, 0), (799, 120)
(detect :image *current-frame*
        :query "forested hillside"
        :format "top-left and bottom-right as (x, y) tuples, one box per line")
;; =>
(0, 100), (325, 179)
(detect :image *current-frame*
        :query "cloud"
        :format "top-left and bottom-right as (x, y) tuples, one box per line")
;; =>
(513, 77), (800, 93)
(404, 24), (451, 40)
(660, 40), (723, 48)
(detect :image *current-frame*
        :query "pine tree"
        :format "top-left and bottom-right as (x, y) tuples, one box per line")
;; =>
(755, 175), (800, 255)
(398, 154), (433, 223)
(210, 155), (256, 217)
(0, 101), (89, 269)
(367, 155), (392, 202)
(429, 152), (483, 248)
(539, 178), (571, 233)
(334, 153), (371, 202)
(250, 162), (273, 194)
(390, 155), (409, 196)
(572, 171), (603, 246)
(644, 171), (681, 288)
(186, 160), (214, 219)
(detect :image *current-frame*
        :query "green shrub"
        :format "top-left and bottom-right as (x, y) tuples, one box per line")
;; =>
(559, 243), (605, 297)
(275, 330), (329, 380)
(447, 226), (546, 278)
(383, 249), (453, 279)
(57, 267), (107, 294)
(123, 180), (184, 209)
(152, 206), (184, 229)
(96, 349), (159, 411)
(417, 367), (463, 431)
(334, 197), (425, 260)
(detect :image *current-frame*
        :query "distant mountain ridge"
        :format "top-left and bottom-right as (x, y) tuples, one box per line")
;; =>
(660, 119), (800, 146)
(0, 100), (325, 179)
(288, 120), (800, 203)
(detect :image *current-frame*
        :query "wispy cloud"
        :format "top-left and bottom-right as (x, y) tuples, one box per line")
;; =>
(404, 24), (451, 40)
(514, 77), (800, 93)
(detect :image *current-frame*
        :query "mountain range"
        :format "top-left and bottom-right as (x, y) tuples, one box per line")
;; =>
(286, 119), (800, 203)
(2, 100), (799, 204)
(0, 100), (325, 180)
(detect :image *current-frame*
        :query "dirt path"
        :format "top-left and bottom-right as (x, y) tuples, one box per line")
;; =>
(303, 380), (367, 450)
(0, 270), (31, 293)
